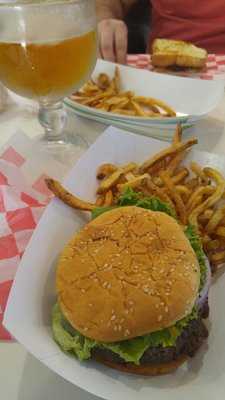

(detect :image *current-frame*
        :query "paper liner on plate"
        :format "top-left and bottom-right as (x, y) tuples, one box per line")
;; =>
(4, 127), (225, 400)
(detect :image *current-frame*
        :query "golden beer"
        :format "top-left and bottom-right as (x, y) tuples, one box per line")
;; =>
(0, 30), (96, 100)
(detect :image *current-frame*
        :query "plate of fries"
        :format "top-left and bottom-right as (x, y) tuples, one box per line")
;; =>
(4, 125), (225, 400)
(65, 59), (224, 131)
(66, 103), (194, 141)
(46, 124), (225, 272)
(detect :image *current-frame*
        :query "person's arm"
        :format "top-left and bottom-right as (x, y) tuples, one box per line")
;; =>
(96, 0), (137, 21)
(96, 0), (138, 64)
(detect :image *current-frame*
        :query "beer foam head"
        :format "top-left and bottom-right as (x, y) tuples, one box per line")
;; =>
(0, 0), (96, 43)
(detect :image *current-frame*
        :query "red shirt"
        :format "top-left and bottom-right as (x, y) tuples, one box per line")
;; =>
(149, 0), (225, 53)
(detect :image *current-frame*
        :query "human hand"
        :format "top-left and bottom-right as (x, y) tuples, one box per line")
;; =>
(98, 19), (128, 64)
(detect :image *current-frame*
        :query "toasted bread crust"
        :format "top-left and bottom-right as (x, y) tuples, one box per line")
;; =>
(151, 39), (207, 69)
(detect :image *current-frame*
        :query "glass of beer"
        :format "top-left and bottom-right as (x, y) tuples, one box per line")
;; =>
(0, 0), (97, 162)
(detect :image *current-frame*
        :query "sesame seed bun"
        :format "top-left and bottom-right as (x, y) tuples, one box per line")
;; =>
(56, 206), (200, 342)
(93, 353), (188, 376)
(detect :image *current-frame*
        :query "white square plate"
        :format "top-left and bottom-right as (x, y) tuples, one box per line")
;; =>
(65, 59), (224, 126)
(4, 127), (225, 400)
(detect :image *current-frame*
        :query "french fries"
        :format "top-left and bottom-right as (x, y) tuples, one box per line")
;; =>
(139, 138), (198, 173)
(188, 168), (225, 228)
(46, 125), (225, 272)
(96, 163), (117, 180)
(210, 252), (225, 265)
(146, 179), (175, 208)
(205, 205), (225, 233)
(97, 163), (137, 194)
(97, 73), (111, 90)
(160, 171), (187, 224)
(133, 96), (176, 117)
(103, 190), (114, 206)
(71, 67), (176, 118)
(45, 178), (95, 211)
(117, 174), (149, 191)
(205, 239), (221, 251)
(172, 123), (182, 145)
(176, 185), (191, 200)
(171, 168), (189, 184)
(186, 186), (215, 211)
(130, 100), (148, 117)
(216, 226), (225, 237)
(190, 161), (209, 185)
(95, 195), (105, 206)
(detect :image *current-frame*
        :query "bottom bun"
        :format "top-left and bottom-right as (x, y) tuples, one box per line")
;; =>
(94, 354), (188, 376)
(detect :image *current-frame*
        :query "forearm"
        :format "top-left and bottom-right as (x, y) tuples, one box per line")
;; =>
(96, 0), (137, 21)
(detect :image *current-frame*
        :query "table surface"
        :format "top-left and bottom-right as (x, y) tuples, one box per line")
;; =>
(0, 91), (225, 400)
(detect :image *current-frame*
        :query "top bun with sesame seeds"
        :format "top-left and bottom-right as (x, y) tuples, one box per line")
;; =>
(56, 206), (200, 343)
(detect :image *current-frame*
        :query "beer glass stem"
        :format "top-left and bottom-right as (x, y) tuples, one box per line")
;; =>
(38, 101), (67, 142)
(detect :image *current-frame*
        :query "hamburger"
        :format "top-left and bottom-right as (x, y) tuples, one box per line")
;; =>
(52, 192), (210, 376)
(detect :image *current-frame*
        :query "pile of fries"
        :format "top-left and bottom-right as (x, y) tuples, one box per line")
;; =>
(46, 125), (225, 273)
(71, 67), (176, 118)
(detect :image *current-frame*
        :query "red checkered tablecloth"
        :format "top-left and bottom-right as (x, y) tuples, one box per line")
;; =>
(0, 133), (68, 341)
(127, 54), (225, 80)
(0, 151), (52, 340)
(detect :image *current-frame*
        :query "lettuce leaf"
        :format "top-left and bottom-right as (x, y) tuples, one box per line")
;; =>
(91, 187), (176, 220)
(118, 187), (177, 218)
(91, 206), (117, 219)
(52, 304), (197, 365)
(52, 304), (96, 361)
(184, 224), (207, 291)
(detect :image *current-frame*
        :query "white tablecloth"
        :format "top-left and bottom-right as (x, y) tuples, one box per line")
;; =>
(0, 93), (225, 400)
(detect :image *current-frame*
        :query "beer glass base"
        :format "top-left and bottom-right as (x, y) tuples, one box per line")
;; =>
(35, 131), (88, 167)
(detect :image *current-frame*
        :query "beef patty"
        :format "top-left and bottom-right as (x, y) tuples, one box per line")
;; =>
(92, 300), (209, 366)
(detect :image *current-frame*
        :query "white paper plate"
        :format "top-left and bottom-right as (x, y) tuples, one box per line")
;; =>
(65, 96), (189, 125)
(65, 59), (224, 126)
(4, 127), (225, 400)
(66, 101), (194, 141)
